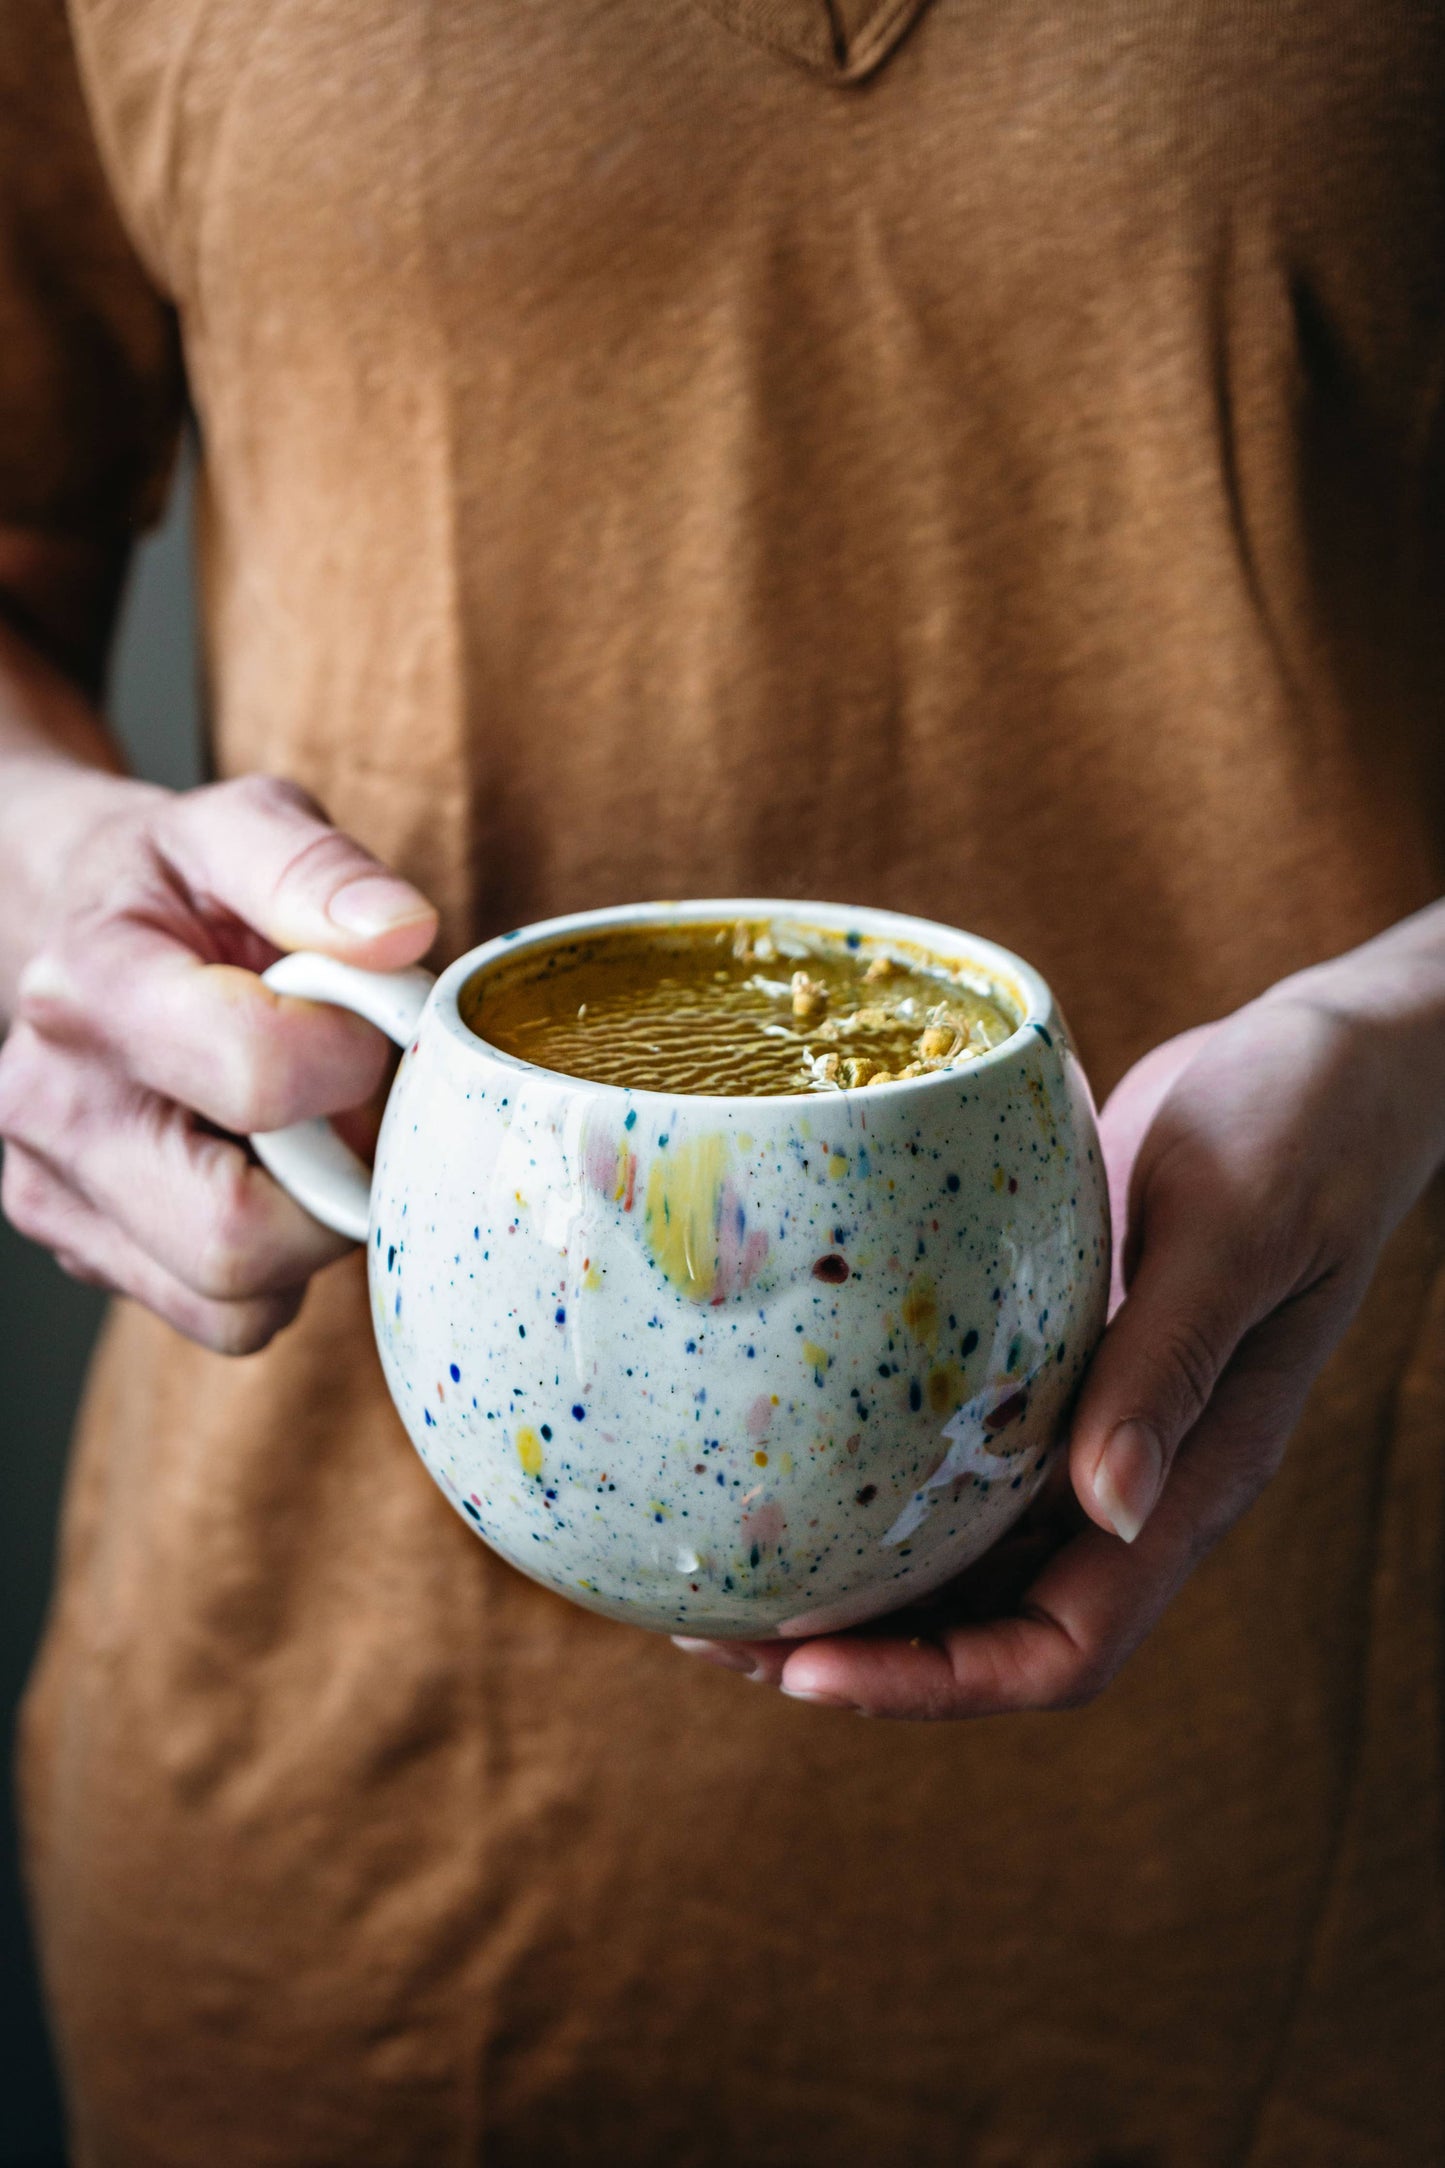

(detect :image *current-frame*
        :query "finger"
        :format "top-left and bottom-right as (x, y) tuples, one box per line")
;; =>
(740, 1288), (1345, 1719)
(1066, 1186), (1277, 1544)
(671, 1465), (1087, 1687)
(2, 1143), (305, 1354)
(158, 774), (438, 968)
(671, 1637), (782, 1683)
(20, 919), (398, 1135)
(772, 1489), (1195, 1717)
(1096, 1022), (1218, 1310)
(678, 1528), (1152, 1712)
(0, 1040), (353, 1297)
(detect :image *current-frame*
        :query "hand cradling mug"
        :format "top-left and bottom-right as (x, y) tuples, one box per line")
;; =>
(252, 900), (1111, 1639)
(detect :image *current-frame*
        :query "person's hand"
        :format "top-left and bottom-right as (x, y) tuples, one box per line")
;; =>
(674, 945), (1445, 1716)
(0, 773), (437, 1352)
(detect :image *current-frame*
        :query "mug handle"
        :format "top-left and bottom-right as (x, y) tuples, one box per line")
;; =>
(249, 952), (436, 1243)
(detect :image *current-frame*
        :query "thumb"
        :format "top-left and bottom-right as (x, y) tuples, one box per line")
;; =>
(160, 774), (438, 967)
(1068, 1204), (1269, 1544)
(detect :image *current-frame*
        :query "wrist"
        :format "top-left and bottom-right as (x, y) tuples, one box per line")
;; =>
(1296, 907), (1445, 1052)
(1262, 904), (1445, 1168)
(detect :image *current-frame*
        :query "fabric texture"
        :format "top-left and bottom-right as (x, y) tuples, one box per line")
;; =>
(0, 0), (181, 531)
(7, 0), (1445, 2161)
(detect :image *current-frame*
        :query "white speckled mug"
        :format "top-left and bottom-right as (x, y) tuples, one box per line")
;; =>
(252, 900), (1110, 1638)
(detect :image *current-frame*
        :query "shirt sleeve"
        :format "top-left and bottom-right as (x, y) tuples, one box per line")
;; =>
(0, 0), (184, 535)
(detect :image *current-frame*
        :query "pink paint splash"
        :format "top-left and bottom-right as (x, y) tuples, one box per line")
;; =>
(746, 1395), (774, 1442)
(741, 1497), (787, 1556)
(709, 1181), (769, 1305)
(584, 1131), (620, 1195)
(583, 1129), (638, 1212)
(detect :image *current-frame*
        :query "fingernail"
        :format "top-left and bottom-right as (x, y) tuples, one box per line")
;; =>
(1094, 1420), (1165, 1543)
(671, 1636), (756, 1675)
(327, 874), (434, 937)
(780, 1685), (857, 1710)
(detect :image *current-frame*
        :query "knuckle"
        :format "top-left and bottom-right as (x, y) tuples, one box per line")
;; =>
(1154, 1311), (1223, 1429)
(274, 821), (376, 904)
(210, 773), (326, 828)
(195, 1159), (271, 1298)
(207, 1291), (302, 1357)
(1048, 1657), (1112, 1712)
(215, 1034), (270, 1133)
(0, 1046), (29, 1139)
(14, 947), (89, 1036)
(1, 1149), (55, 1240)
(214, 1022), (297, 1135)
(215, 992), (380, 1135)
(0, 1039), (101, 1160)
(57, 804), (166, 926)
(1011, 1609), (1114, 1711)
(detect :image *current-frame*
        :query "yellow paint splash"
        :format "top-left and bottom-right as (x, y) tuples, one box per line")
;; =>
(828, 1152), (849, 1179)
(802, 1340), (830, 1381)
(901, 1275), (939, 1349)
(643, 1133), (727, 1301)
(516, 1427), (544, 1477)
(927, 1363), (964, 1417)
(1026, 1071), (1053, 1133)
(583, 1260), (604, 1292)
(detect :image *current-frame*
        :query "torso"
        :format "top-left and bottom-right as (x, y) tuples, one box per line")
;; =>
(21, 3), (1445, 2158)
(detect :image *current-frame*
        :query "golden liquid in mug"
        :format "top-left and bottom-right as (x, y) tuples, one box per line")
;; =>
(461, 920), (1017, 1097)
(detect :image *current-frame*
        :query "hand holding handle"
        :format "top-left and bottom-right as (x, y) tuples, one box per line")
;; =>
(250, 952), (435, 1242)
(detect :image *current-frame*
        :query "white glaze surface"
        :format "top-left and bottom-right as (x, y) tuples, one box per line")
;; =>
(352, 901), (1111, 1638)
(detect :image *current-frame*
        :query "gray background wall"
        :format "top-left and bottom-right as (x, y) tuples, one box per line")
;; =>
(1, 455), (200, 2164)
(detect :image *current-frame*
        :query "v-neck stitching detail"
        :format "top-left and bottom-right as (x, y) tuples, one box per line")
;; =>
(693, 0), (935, 84)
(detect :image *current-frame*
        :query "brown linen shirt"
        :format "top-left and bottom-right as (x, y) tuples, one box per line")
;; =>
(6, 1), (1445, 2161)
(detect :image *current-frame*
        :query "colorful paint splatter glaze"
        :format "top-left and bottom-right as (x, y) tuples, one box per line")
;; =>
(256, 901), (1111, 1639)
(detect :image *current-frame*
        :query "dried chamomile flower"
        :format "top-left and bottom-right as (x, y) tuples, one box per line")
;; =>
(841, 1056), (893, 1087)
(730, 921), (778, 964)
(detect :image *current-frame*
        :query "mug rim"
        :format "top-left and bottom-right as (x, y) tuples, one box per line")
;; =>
(427, 897), (1055, 1105)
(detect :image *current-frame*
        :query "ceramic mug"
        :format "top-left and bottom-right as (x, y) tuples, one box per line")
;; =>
(252, 899), (1110, 1638)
